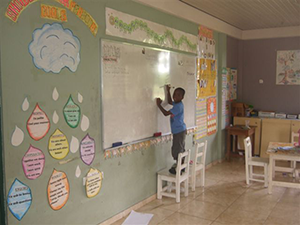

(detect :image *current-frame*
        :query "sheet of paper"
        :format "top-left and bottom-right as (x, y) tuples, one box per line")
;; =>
(122, 210), (153, 225)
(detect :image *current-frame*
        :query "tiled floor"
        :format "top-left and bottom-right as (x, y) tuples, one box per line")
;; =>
(112, 159), (300, 225)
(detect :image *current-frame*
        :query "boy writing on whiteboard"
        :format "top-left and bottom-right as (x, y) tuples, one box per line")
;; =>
(156, 84), (186, 174)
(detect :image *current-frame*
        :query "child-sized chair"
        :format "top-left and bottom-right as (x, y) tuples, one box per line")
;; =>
(244, 137), (269, 187)
(157, 149), (191, 203)
(191, 140), (207, 191)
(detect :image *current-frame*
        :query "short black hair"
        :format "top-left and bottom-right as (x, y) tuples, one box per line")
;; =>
(175, 87), (185, 98)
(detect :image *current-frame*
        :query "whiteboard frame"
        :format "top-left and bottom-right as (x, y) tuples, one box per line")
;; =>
(100, 39), (197, 151)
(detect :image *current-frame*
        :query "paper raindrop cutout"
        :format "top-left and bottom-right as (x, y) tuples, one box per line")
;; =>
(27, 104), (50, 141)
(75, 165), (81, 178)
(29, 23), (81, 73)
(81, 114), (89, 132)
(7, 179), (32, 221)
(52, 87), (59, 101)
(22, 145), (45, 180)
(78, 92), (83, 103)
(48, 129), (69, 160)
(86, 168), (102, 198)
(22, 98), (29, 111)
(70, 136), (79, 153)
(11, 126), (24, 147)
(53, 111), (59, 124)
(47, 169), (69, 210)
(80, 134), (95, 165)
(63, 95), (81, 128)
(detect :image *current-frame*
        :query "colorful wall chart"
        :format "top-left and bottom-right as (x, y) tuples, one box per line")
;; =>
(197, 58), (217, 98)
(22, 145), (45, 180)
(86, 168), (102, 198)
(276, 50), (300, 85)
(207, 97), (217, 135)
(80, 134), (95, 165)
(29, 23), (81, 73)
(195, 99), (207, 140)
(198, 26), (215, 60)
(7, 179), (32, 221)
(47, 169), (70, 210)
(63, 95), (81, 128)
(48, 129), (69, 160)
(27, 104), (50, 141)
(222, 68), (237, 101)
(106, 8), (197, 54)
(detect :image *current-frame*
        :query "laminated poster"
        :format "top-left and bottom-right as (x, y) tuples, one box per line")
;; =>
(47, 169), (69, 210)
(197, 59), (217, 98)
(86, 168), (102, 198)
(27, 103), (50, 141)
(22, 145), (45, 180)
(7, 179), (32, 221)
(80, 134), (95, 165)
(195, 98), (207, 140)
(207, 97), (217, 135)
(48, 129), (69, 160)
(63, 95), (81, 128)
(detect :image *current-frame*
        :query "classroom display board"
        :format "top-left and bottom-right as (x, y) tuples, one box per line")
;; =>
(101, 40), (196, 149)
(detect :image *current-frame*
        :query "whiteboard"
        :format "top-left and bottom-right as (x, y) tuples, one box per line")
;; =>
(101, 40), (196, 149)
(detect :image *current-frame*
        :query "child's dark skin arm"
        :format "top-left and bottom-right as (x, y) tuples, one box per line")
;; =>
(166, 84), (173, 105)
(156, 98), (172, 116)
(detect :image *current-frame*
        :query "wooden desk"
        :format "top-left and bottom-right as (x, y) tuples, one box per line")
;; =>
(226, 126), (255, 160)
(267, 142), (300, 194)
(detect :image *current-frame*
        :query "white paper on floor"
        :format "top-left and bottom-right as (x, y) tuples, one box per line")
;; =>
(122, 210), (153, 225)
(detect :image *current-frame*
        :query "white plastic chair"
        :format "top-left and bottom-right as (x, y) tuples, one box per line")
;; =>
(191, 141), (207, 191)
(244, 137), (269, 187)
(291, 131), (299, 178)
(157, 149), (191, 203)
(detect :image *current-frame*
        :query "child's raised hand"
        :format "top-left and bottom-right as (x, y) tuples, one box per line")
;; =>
(165, 84), (171, 92)
(156, 98), (162, 106)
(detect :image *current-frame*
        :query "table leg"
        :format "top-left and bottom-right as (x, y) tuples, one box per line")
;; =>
(268, 155), (273, 194)
(226, 133), (231, 161)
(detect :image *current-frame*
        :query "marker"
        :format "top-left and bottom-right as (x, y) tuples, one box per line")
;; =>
(112, 142), (122, 147)
(159, 86), (175, 88)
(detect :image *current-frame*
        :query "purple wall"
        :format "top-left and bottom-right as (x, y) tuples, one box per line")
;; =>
(227, 36), (300, 114)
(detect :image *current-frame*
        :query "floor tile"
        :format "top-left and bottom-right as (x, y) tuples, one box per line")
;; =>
(159, 212), (212, 225)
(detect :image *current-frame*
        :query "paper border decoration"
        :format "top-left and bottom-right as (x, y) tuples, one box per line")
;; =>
(207, 97), (217, 135)
(276, 50), (300, 85)
(7, 179), (32, 221)
(47, 169), (70, 210)
(106, 8), (197, 54)
(104, 127), (195, 159)
(195, 98), (207, 140)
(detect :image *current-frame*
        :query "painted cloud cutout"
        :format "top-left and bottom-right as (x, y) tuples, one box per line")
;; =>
(29, 23), (80, 73)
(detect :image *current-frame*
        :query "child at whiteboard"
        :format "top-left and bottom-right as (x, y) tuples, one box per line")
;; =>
(156, 84), (186, 174)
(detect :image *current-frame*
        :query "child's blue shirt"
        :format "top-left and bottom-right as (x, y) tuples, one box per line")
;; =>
(170, 101), (186, 134)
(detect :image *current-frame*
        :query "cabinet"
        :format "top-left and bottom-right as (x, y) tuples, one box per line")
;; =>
(233, 117), (300, 158)
(233, 117), (261, 155)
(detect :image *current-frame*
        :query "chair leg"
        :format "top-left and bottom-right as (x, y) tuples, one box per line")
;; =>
(291, 161), (296, 177)
(249, 165), (253, 179)
(200, 169), (205, 187)
(167, 181), (172, 193)
(184, 180), (188, 197)
(264, 164), (268, 188)
(272, 161), (275, 178)
(157, 175), (162, 199)
(175, 182), (180, 203)
(191, 171), (196, 191)
(245, 164), (250, 185)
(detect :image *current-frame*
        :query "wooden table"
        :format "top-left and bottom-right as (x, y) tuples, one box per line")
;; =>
(267, 142), (300, 194)
(226, 125), (256, 160)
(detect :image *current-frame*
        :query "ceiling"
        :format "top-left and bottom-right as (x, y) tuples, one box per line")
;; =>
(180, 0), (300, 30)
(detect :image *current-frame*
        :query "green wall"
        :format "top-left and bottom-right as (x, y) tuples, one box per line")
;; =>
(0, 0), (227, 224)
